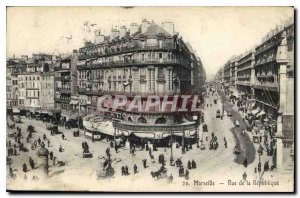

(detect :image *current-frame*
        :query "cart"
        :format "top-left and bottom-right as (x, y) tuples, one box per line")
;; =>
(83, 151), (93, 158)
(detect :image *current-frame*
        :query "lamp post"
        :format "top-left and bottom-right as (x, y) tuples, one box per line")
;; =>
(170, 123), (173, 166)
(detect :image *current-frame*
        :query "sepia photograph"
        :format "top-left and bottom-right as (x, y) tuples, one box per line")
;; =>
(5, 6), (295, 192)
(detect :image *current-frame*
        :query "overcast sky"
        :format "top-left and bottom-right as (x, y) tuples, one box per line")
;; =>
(7, 7), (293, 79)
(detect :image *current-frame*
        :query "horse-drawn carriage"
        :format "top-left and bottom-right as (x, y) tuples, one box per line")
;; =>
(151, 166), (167, 180)
(50, 125), (60, 135)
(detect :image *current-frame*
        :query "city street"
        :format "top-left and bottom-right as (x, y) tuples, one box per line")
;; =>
(7, 88), (288, 192)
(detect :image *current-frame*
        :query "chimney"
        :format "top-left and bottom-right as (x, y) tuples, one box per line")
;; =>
(141, 19), (150, 34)
(120, 26), (127, 38)
(162, 21), (174, 35)
(94, 29), (104, 44)
(130, 23), (139, 36)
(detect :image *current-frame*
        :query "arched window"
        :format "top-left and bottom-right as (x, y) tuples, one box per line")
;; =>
(137, 117), (147, 124)
(155, 117), (167, 124)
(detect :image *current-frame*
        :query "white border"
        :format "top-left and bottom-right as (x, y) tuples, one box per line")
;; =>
(1, 1), (298, 198)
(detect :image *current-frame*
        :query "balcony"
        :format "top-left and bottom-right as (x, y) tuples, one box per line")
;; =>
(139, 75), (147, 83)
(77, 88), (179, 97)
(255, 38), (282, 56)
(255, 55), (277, 67)
(55, 97), (71, 103)
(113, 121), (196, 133)
(56, 87), (71, 93)
(78, 43), (176, 60)
(55, 76), (71, 81)
(253, 80), (279, 92)
(236, 81), (251, 86)
(77, 58), (190, 70)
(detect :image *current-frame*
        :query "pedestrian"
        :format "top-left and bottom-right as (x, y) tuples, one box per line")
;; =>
(53, 156), (56, 166)
(188, 160), (192, 169)
(14, 148), (17, 156)
(242, 172), (247, 181)
(106, 148), (110, 157)
(125, 166), (129, 175)
(62, 133), (65, 140)
(192, 160), (196, 169)
(24, 174), (27, 181)
(19, 143), (23, 151)
(243, 157), (248, 168)
(121, 166), (125, 176)
(23, 163), (27, 172)
(43, 134), (47, 141)
(133, 164), (138, 174)
(59, 145), (63, 152)
(47, 139), (50, 147)
(29, 158), (34, 170)
(34, 141), (37, 148)
(38, 138), (41, 145)
(143, 159), (147, 168)
(185, 170), (189, 180)
(168, 174), (173, 183)
(50, 151), (53, 160)
(114, 144), (118, 153)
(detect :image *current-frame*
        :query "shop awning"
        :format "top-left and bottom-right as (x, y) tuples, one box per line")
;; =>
(97, 121), (115, 136)
(134, 133), (155, 138)
(70, 100), (79, 105)
(12, 108), (20, 113)
(34, 109), (41, 114)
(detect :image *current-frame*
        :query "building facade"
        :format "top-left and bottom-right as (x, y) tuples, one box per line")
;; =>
(217, 18), (294, 170)
(74, 20), (206, 143)
(40, 72), (55, 109)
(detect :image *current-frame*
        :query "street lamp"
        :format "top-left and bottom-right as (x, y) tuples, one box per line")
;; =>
(170, 122), (173, 166)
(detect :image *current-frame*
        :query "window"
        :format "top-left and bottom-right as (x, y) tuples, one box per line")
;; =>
(159, 53), (162, 59)
(158, 68), (163, 77)
(141, 54), (145, 61)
